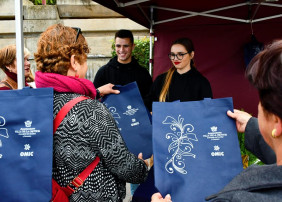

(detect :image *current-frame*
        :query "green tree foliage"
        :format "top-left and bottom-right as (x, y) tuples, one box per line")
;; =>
(29, 0), (56, 5)
(238, 131), (264, 167)
(237, 109), (264, 167)
(111, 37), (151, 72)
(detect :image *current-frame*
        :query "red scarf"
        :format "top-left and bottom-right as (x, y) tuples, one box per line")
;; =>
(4, 70), (29, 87)
(35, 71), (96, 99)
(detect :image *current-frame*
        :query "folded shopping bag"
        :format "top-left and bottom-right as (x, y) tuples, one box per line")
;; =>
(0, 87), (53, 202)
(153, 97), (243, 202)
(102, 82), (152, 159)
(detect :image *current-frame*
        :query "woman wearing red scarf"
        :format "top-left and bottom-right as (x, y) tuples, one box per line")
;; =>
(0, 45), (34, 90)
(34, 24), (148, 202)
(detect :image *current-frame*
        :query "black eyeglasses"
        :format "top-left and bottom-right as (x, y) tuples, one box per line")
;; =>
(168, 52), (189, 60)
(72, 27), (82, 43)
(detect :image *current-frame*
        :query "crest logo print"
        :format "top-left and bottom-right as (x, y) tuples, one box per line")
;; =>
(211, 126), (217, 132)
(123, 105), (139, 116)
(25, 120), (32, 127)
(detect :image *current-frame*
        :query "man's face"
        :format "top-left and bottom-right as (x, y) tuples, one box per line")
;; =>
(115, 37), (135, 64)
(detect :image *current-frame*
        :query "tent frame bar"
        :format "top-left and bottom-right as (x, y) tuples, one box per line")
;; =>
(137, 4), (151, 23)
(152, 2), (282, 25)
(109, 0), (282, 76)
(113, 0), (150, 7)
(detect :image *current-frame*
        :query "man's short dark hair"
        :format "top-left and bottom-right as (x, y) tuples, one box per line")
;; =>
(115, 29), (134, 44)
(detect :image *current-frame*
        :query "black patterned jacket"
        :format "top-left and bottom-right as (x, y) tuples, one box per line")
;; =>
(52, 92), (148, 202)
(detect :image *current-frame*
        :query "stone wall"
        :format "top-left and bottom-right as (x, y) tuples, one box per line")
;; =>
(0, 0), (149, 81)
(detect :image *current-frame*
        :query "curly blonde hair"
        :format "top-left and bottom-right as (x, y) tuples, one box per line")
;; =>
(34, 24), (89, 75)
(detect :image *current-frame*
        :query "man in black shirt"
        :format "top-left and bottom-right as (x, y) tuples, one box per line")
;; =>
(93, 29), (152, 108)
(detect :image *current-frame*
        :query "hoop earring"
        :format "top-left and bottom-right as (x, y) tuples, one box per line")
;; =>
(272, 129), (277, 138)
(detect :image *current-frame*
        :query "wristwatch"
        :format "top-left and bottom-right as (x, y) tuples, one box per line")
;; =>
(96, 88), (101, 99)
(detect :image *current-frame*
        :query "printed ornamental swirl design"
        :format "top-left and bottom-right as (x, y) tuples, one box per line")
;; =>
(163, 115), (198, 174)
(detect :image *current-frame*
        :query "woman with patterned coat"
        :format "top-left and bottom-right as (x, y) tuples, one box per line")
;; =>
(34, 24), (148, 202)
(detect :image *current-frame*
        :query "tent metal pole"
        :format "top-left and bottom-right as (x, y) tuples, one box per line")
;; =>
(152, 2), (282, 25)
(149, 6), (154, 76)
(114, 0), (149, 7)
(252, 14), (282, 22)
(261, 2), (282, 8)
(149, 27), (153, 76)
(15, 0), (25, 89)
(122, 0), (150, 7)
(137, 4), (150, 23)
(153, 5), (248, 24)
(113, 0), (120, 7)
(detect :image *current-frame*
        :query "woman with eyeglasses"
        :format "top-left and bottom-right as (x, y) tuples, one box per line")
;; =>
(148, 38), (212, 111)
(0, 45), (34, 90)
(34, 24), (148, 202)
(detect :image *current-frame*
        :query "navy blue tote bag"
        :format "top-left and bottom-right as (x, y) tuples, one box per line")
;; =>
(153, 97), (243, 202)
(0, 88), (53, 202)
(102, 82), (152, 159)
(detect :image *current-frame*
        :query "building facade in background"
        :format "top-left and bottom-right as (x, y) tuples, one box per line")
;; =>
(0, 0), (149, 81)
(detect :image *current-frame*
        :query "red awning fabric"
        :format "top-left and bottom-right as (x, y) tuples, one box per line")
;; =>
(92, 0), (282, 116)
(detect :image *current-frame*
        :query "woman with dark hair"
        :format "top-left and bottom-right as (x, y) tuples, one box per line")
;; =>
(0, 45), (34, 90)
(148, 38), (212, 110)
(34, 24), (148, 202)
(152, 40), (282, 202)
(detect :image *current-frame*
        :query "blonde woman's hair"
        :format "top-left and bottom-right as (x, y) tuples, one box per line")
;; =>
(159, 38), (195, 102)
(0, 44), (17, 71)
(159, 67), (176, 102)
(24, 47), (30, 58)
(0, 44), (31, 71)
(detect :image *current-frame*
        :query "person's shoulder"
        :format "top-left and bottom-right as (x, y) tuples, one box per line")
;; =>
(99, 57), (118, 70)
(133, 59), (148, 70)
(191, 67), (204, 76)
(156, 71), (168, 79)
(132, 60), (151, 77)
(153, 72), (167, 84)
(0, 82), (11, 90)
(191, 68), (210, 81)
(137, 65), (151, 76)
(58, 94), (107, 115)
(0, 86), (11, 90)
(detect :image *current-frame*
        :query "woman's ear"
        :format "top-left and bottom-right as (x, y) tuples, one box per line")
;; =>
(190, 51), (195, 59)
(274, 116), (282, 138)
(70, 55), (77, 71)
(5, 65), (11, 72)
(67, 55), (77, 76)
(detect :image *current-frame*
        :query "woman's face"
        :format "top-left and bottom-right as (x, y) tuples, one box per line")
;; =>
(170, 44), (194, 74)
(7, 56), (31, 78)
(258, 102), (273, 148)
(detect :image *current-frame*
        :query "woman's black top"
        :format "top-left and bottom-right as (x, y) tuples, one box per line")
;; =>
(148, 67), (213, 111)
